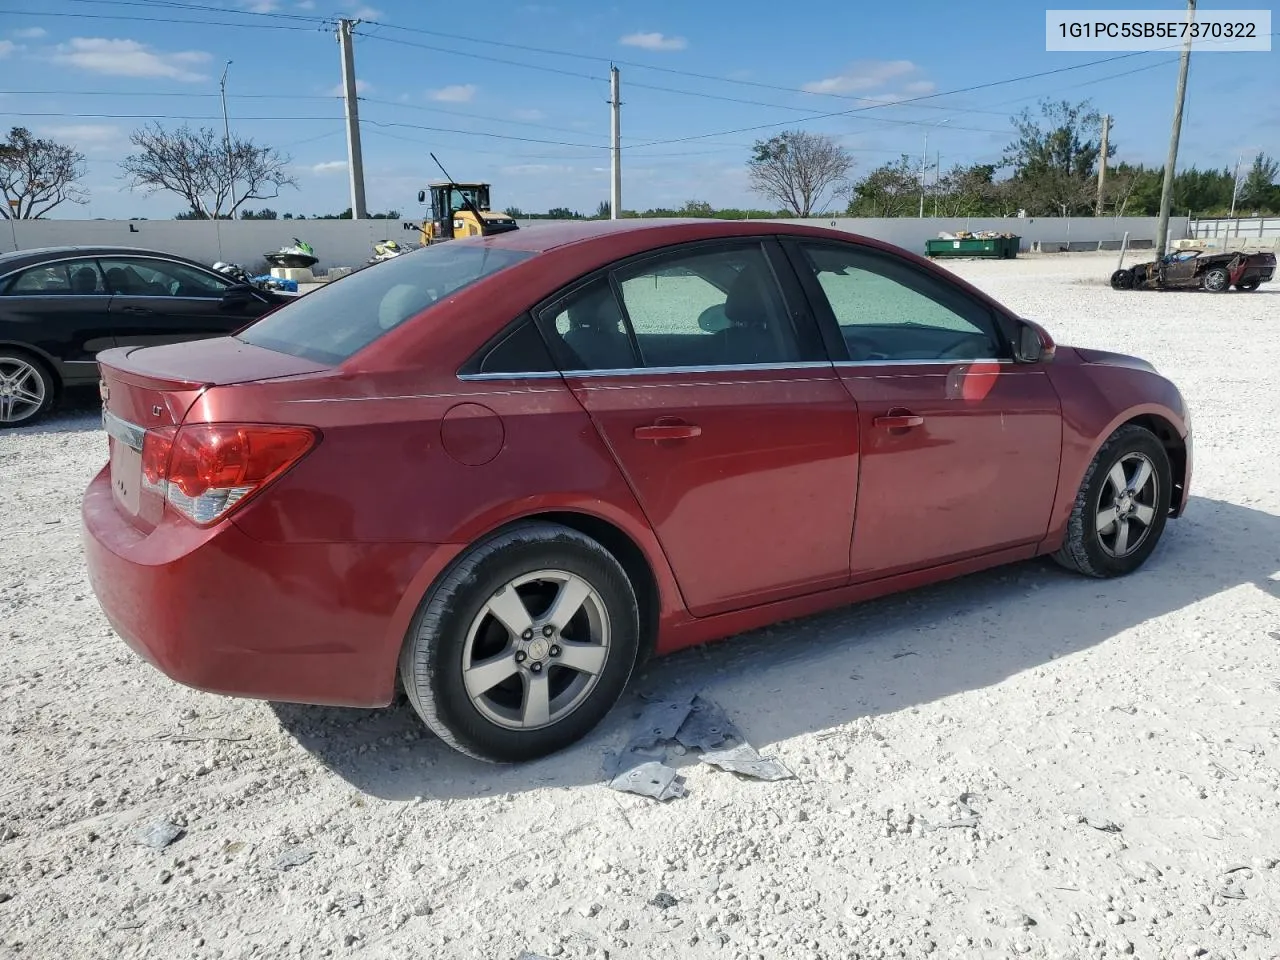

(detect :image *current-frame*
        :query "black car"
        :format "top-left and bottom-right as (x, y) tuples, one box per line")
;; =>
(0, 246), (294, 427)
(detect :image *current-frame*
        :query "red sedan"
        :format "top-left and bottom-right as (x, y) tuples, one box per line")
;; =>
(82, 219), (1192, 762)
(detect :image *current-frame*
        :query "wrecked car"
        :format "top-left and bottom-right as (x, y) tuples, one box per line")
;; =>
(1110, 248), (1276, 292)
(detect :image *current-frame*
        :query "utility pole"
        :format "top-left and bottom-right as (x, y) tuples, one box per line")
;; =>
(220, 61), (235, 216)
(337, 18), (368, 220)
(609, 65), (621, 219)
(933, 149), (940, 217)
(1229, 152), (1242, 217)
(918, 128), (928, 218)
(1155, 0), (1196, 257)
(1095, 113), (1110, 216)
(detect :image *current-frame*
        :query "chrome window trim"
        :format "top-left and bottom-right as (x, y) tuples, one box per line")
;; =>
(102, 409), (146, 452)
(459, 360), (838, 381)
(834, 358), (1014, 368)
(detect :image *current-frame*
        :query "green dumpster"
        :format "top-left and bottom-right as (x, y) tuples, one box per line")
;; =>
(925, 236), (1020, 259)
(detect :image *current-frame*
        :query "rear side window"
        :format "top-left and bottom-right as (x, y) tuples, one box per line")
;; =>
(3, 261), (106, 295)
(237, 243), (533, 364)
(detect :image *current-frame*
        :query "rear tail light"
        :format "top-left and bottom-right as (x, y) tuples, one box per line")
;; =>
(141, 423), (318, 526)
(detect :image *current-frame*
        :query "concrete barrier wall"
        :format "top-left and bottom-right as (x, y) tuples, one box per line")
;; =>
(2, 215), (1189, 273)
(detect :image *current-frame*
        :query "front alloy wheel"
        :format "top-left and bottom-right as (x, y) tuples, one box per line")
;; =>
(1053, 424), (1173, 578)
(400, 522), (640, 762)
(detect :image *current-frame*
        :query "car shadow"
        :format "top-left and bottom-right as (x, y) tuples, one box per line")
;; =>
(2, 388), (102, 436)
(273, 494), (1279, 801)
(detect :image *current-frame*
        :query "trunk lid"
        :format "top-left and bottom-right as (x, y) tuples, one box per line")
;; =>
(96, 338), (330, 533)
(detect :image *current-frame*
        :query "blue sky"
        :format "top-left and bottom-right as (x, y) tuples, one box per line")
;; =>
(1, 0), (1276, 219)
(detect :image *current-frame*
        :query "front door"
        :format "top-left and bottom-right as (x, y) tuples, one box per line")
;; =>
(100, 257), (244, 349)
(784, 239), (1063, 581)
(536, 239), (860, 618)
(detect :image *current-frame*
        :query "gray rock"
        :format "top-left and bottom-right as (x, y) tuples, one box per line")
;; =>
(274, 846), (314, 870)
(135, 821), (185, 850)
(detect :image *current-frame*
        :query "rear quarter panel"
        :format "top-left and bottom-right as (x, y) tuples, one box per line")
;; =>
(1041, 347), (1190, 550)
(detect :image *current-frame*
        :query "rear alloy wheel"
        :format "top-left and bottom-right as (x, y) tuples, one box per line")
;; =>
(399, 522), (640, 762)
(1053, 424), (1172, 578)
(1110, 268), (1134, 290)
(0, 352), (55, 428)
(1202, 266), (1231, 292)
(1235, 278), (1261, 292)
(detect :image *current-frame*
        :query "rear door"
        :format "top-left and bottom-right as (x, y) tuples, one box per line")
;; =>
(782, 238), (1062, 582)
(0, 257), (115, 382)
(100, 256), (249, 349)
(535, 237), (860, 618)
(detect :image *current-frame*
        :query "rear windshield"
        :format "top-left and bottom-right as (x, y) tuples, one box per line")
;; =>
(237, 243), (533, 364)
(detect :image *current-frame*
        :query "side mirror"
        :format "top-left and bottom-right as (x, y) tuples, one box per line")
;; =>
(417, 190), (426, 203)
(1015, 318), (1055, 364)
(220, 284), (262, 309)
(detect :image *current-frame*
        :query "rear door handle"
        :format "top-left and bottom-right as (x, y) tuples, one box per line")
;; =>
(119, 305), (154, 315)
(874, 413), (924, 429)
(634, 422), (702, 441)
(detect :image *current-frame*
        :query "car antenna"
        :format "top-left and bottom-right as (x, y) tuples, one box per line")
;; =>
(430, 152), (490, 234)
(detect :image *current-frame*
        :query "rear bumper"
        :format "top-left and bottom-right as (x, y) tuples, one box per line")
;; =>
(81, 464), (451, 707)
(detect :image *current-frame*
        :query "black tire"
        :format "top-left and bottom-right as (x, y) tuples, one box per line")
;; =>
(1053, 424), (1172, 578)
(1110, 269), (1134, 290)
(1202, 266), (1231, 292)
(0, 349), (57, 428)
(399, 521), (640, 763)
(1235, 278), (1261, 291)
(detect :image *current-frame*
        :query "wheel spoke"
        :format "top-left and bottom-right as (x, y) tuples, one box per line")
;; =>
(486, 585), (534, 639)
(14, 386), (41, 405)
(1095, 504), (1120, 533)
(522, 672), (551, 727)
(1106, 462), (1128, 496)
(1113, 518), (1131, 555)
(1128, 459), (1152, 495)
(1131, 503), (1155, 527)
(463, 652), (519, 698)
(545, 575), (591, 632)
(555, 640), (607, 677)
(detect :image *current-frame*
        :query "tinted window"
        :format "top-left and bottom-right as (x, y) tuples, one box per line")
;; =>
(5, 261), (106, 295)
(470, 317), (557, 374)
(615, 243), (801, 368)
(539, 277), (637, 372)
(798, 243), (1005, 361)
(99, 258), (229, 298)
(239, 243), (533, 365)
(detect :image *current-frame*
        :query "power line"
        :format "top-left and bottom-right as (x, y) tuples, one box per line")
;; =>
(63, 0), (329, 23)
(0, 89), (341, 100)
(0, 7), (323, 30)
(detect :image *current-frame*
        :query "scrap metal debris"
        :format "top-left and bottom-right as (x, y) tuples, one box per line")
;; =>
(134, 821), (184, 850)
(607, 694), (793, 800)
(922, 792), (983, 832)
(273, 846), (314, 870)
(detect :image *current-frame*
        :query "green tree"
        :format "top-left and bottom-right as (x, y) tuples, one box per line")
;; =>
(1239, 152), (1279, 210)
(1002, 99), (1111, 215)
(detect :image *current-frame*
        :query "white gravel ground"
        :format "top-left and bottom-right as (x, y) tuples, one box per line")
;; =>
(2, 251), (1278, 960)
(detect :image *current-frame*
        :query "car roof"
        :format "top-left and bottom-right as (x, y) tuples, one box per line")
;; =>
(467, 217), (849, 255)
(0, 245), (216, 272)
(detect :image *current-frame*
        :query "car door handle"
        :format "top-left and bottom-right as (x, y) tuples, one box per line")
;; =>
(634, 422), (702, 441)
(119, 305), (154, 315)
(874, 413), (924, 429)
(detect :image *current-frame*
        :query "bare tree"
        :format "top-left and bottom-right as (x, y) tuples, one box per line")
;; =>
(747, 130), (854, 217)
(0, 127), (89, 219)
(120, 123), (298, 219)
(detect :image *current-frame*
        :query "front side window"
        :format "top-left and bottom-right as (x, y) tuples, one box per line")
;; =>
(798, 242), (1005, 362)
(239, 242), (533, 365)
(4, 261), (106, 295)
(99, 258), (230, 298)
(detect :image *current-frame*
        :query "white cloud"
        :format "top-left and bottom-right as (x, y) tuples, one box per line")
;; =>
(40, 124), (121, 147)
(0, 40), (15, 58)
(51, 37), (211, 82)
(327, 78), (372, 96)
(296, 0), (316, 7)
(12, 27), (46, 39)
(802, 59), (918, 95)
(429, 83), (476, 103)
(619, 31), (687, 52)
(240, 0), (279, 11)
(903, 80), (936, 96)
(513, 108), (546, 122)
(310, 160), (348, 175)
(350, 4), (382, 17)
